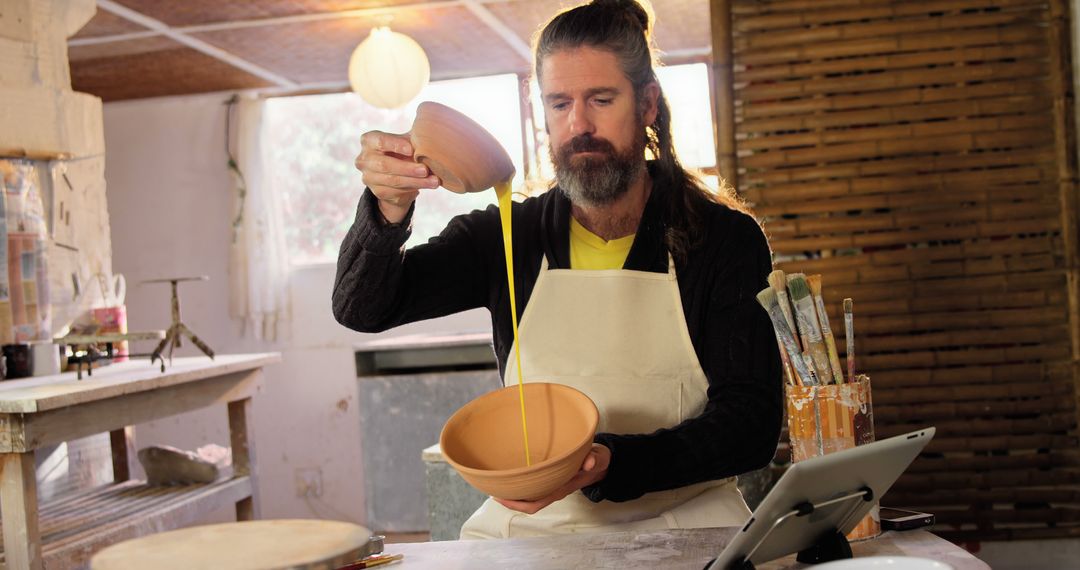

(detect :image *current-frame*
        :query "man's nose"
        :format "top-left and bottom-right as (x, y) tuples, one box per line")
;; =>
(569, 102), (595, 137)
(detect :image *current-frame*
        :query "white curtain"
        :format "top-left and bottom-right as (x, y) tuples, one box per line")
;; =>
(228, 94), (290, 341)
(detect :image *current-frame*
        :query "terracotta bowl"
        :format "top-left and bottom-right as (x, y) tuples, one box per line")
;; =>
(440, 383), (599, 501)
(410, 101), (516, 194)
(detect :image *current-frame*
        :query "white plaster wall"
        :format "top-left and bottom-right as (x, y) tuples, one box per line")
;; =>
(103, 92), (489, 526)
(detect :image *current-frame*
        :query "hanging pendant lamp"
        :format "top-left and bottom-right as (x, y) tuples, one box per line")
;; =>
(348, 26), (431, 109)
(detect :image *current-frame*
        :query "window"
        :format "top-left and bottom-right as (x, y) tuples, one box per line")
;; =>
(266, 63), (716, 265)
(264, 74), (525, 264)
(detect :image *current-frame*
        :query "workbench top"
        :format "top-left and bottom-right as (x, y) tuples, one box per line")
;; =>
(0, 353), (280, 413)
(388, 528), (988, 569)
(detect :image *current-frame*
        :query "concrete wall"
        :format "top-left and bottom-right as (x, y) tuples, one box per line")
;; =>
(103, 93), (489, 526)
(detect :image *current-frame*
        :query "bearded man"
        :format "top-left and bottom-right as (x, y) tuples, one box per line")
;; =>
(334, 0), (783, 539)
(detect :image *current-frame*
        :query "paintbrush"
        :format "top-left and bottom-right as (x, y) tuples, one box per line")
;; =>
(768, 270), (801, 352)
(844, 298), (855, 382)
(773, 331), (798, 387)
(757, 288), (816, 385)
(337, 553), (404, 569)
(808, 275), (845, 383)
(786, 274), (835, 384)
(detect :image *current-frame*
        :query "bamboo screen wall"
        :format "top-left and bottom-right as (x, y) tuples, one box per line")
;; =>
(723, 0), (1080, 541)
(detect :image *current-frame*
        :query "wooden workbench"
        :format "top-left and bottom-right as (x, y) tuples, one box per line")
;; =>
(389, 528), (989, 569)
(0, 353), (280, 570)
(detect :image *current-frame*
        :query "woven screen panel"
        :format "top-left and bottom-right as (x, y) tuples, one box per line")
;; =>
(109, 0), (444, 27)
(191, 4), (528, 85)
(71, 47), (273, 101)
(731, 0), (1079, 541)
(484, 0), (581, 49)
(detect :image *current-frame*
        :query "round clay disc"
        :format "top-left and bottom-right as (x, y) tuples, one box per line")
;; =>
(90, 519), (373, 570)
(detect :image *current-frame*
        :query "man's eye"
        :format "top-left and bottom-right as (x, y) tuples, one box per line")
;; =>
(594, 98), (613, 105)
(552, 102), (569, 111)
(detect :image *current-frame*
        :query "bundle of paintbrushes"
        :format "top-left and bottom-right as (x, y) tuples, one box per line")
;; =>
(756, 271), (856, 387)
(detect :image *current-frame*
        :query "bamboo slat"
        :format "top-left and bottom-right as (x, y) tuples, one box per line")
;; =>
(739, 56), (1046, 102)
(733, 0), (1045, 19)
(738, 91), (1050, 134)
(1046, 0), (1080, 430)
(888, 487), (1080, 507)
(738, 25), (1045, 66)
(711, 0), (737, 189)
(735, 0), (1048, 33)
(739, 7), (1044, 50)
(870, 376), (1072, 403)
(740, 128), (1053, 169)
(935, 508), (1080, 525)
(875, 397), (1074, 421)
(740, 78), (1048, 120)
(907, 450), (1080, 473)
(777, 239), (1062, 278)
(935, 526), (1080, 542)
(873, 366), (1073, 391)
(892, 468), (1080, 491)
(859, 326), (1069, 353)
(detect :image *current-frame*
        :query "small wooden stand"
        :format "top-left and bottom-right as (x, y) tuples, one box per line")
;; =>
(142, 277), (216, 365)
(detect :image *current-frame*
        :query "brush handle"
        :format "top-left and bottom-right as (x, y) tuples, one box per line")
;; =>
(814, 295), (846, 383)
(792, 296), (835, 384)
(761, 300), (816, 385)
(800, 353), (820, 386)
(776, 291), (802, 352)
(844, 308), (855, 382)
(773, 332), (798, 386)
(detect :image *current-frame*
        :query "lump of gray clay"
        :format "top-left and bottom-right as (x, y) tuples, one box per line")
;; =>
(138, 444), (231, 486)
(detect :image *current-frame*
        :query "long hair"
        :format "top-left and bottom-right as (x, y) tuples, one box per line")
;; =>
(534, 0), (750, 262)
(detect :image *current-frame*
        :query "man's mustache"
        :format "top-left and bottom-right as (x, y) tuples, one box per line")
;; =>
(560, 135), (617, 158)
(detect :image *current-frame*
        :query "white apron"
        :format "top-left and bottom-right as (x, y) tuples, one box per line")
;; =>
(459, 254), (752, 539)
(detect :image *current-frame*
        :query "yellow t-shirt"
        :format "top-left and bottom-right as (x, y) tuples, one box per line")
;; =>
(569, 217), (635, 270)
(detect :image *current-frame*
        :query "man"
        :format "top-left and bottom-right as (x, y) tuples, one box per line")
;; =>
(334, 0), (782, 539)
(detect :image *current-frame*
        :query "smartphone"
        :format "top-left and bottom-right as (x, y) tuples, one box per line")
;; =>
(878, 507), (935, 531)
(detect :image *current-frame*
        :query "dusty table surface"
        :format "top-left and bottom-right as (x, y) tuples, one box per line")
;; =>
(0, 353), (280, 413)
(387, 528), (988, 569)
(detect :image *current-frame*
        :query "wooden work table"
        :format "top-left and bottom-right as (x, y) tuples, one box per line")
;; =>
(389, 528), (989, 569)
(0, 353), (280, 570)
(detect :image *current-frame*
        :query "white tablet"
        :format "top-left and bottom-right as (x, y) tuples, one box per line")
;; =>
(707, 427), (935, 569)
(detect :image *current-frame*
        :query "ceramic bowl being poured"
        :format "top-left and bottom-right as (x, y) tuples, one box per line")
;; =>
(440, 383), (599, 501)
(410, 101), (516, 193)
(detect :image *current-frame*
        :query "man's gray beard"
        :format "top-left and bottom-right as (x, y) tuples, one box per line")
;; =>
(553, 147), (645, 207)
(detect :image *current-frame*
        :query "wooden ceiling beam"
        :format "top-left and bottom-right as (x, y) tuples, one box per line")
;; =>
(94, 0), (298, 88)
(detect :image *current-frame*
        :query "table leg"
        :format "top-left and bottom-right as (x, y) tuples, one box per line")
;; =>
(229, 396), (260, 521)
(1, 452), (43, 570)
(110, 426), (136, 482)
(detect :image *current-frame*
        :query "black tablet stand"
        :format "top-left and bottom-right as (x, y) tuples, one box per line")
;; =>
(704, 486), (875, 570)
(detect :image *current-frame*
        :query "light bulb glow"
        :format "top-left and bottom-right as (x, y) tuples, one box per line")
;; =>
(348, 26), (431, 109)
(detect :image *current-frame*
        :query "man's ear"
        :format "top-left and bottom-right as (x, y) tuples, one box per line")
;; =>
(641, 81), (660, 126)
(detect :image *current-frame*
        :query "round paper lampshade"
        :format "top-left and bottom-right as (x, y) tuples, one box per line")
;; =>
(348, 27), (431, 109)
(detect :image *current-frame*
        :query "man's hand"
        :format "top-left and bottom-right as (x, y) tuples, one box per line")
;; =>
(355, 130), (441, 224)
(494, 444), (611, 515)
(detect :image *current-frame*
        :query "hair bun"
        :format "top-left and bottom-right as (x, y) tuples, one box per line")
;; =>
(592, 0), (653, 41)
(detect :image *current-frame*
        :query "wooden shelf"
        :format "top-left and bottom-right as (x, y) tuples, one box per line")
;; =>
(0, 477), (253, 570)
